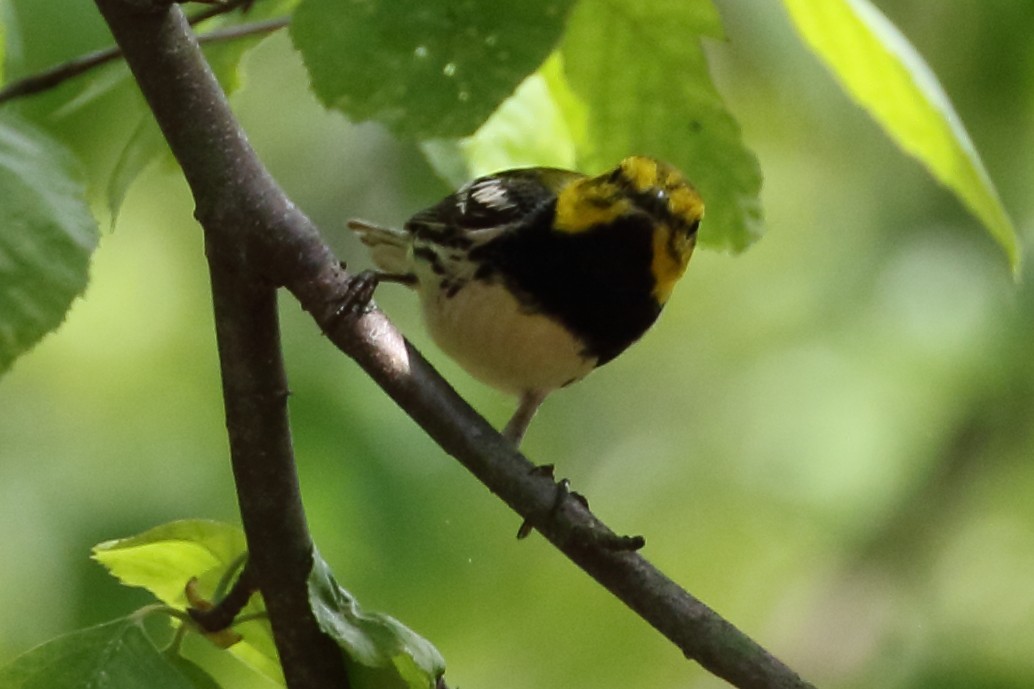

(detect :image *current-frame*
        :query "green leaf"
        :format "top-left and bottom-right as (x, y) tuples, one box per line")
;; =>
(290, 0), (576, 138)
(166, 656), (224, 689)
(308, 551), (446, 689)
(93, 519), (248, 607)
(560, 0), (764, 252)
(782, 0), (1021, 274)
(93, 520), (283, 684)
(421, 53), (585, 187)
(1, 14), (6, 83)
(105, 114), (166, 227)
(0, 618), (209, 689)
(0, 115), (97, 375)
(462, 52), (583, 177)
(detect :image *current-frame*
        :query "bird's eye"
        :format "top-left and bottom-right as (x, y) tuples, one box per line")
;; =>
(636, 187), (670, 218)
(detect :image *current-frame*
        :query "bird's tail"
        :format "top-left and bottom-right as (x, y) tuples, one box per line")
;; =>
(346, 219), (412, 275)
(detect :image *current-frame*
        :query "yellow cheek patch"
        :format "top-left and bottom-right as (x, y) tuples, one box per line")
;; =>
(667, 185), (705, 227)
(651, 224), (696, 303)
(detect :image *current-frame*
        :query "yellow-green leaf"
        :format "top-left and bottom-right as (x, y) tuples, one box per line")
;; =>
(782, 0), (1021, 274)
(92, 519), (247, 607)
(93, 520), (282, 684)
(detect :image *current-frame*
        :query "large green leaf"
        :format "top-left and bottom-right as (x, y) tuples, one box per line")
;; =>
(782, 0), (1021, 274)
(93, 520), (281, 683)
(93, 519), (248, 607)
(290, 0), (576, 138)
(309, 552), (446, 689)
(560, 0), (764, 252)
(0, 618), (213, 689)
(421, 53), (585, 187)
(0, 115), (97, 375)
(96, 523), (447, 688)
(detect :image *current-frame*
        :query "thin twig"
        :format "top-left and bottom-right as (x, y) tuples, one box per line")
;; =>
(0, 2), (285, 105)
(188, 0), (255, 24)
(189, 562), (258, 633)
(0, 47), (122, 104)
(200, 17), (289, 45)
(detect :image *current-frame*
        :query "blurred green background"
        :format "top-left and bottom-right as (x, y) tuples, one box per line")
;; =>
(2, 1), (1032, 688)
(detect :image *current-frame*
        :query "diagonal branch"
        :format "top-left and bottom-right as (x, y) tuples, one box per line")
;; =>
(91, 1), (815, 688)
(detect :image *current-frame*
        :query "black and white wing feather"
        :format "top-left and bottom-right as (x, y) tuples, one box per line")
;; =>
(405, 168), (584, 244)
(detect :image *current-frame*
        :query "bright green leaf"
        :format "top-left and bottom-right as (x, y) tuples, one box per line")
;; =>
(93, 519), (248, 607)
(308, 551), (446, 689)
(782, 0), (1021, 274)
(0, 618), (205, 689)
(290, 0), (576, 138)
(0, 115), (97, 375)
(560, 0), (764, 252)
(93, 520), (283, 684)
(1, 15), (6, 83)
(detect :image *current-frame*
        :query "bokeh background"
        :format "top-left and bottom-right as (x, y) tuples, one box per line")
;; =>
(2, 1), (1032, 688)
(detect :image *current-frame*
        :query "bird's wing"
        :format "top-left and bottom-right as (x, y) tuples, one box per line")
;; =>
(405, 168), (585, 246)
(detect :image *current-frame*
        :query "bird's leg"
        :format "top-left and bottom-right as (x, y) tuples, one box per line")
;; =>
(501, 389), (548, 446)
(505, 389), (562, 539)
(516, 465), (571, 540)
(505, 391), (644, 550)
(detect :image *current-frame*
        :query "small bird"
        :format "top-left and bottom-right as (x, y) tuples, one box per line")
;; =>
(348, 155), (703, 446)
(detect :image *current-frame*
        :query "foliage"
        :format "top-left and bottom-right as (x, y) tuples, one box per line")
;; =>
(0, 115), (96, 374)
(0, 0), (1018, 379)
(308, 553), (446, 689)
(0, 0), (1028, 688)
(2, 521), (444, 689)
(290, 0), (577, 140)
(0, 616), (221, 689)
(782, 0), (1020, 272)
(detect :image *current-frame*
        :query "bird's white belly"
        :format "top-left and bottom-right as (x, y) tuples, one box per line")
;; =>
(418, 279), (596, 395)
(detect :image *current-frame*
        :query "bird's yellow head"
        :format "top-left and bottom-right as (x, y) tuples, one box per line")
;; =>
(554, 156), (704, 303)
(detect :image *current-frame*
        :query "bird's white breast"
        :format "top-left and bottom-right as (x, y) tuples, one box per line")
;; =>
(417, 278), (596, 396)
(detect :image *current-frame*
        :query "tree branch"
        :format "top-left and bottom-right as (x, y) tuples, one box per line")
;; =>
(92, 2), (348, 688)
(91, 1), (816, 688)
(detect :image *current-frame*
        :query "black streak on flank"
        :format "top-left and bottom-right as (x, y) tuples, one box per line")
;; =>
(413, 245), (446, 275)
